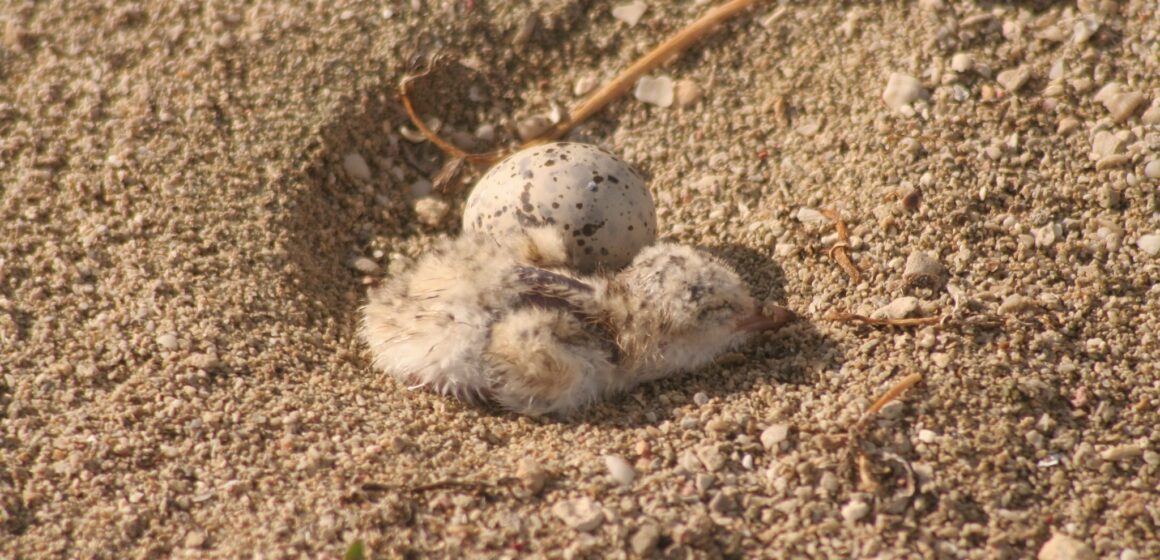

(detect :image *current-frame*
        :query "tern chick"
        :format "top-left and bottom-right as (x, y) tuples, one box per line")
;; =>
(361, 229), (792, 416)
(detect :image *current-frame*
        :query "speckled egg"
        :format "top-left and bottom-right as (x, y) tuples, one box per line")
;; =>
(463, 142), (657, 272)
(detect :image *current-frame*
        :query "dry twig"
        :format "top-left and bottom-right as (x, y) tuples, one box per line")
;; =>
(825, 312), (943, 327)
(400, 0), (762, 174)
(862, 373), (923, 420)
(819, 208), (861, 283)
(847, 373), (924, 492)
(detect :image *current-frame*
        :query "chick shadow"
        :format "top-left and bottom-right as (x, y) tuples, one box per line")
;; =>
(562, 243), (837, 428)
(279, 0), (639, 336)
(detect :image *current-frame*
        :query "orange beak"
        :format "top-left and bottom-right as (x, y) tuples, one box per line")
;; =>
(735, 305), (794, 333)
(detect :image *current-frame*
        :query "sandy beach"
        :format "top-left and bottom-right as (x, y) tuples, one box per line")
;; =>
(2, 1), (1158, 557)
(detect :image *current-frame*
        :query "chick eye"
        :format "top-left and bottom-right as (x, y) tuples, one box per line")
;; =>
(697, 302), (732, 321)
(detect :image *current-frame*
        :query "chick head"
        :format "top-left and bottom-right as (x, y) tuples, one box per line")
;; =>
(616, 244), (789, 372)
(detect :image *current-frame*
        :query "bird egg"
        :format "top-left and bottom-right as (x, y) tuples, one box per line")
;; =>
(463, 142), (657, 272)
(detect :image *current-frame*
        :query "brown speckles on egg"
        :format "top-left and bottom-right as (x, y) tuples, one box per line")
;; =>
(462, 142), (657, 272)
(580, 221), (604, 236)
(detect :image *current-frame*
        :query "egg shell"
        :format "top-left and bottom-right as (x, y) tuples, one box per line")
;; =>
(463, 142), (657, 272)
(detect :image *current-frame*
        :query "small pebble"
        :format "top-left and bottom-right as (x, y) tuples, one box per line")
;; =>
(1072, 18), (1098, 44)
(1136, 234), (1160, 256)
(706, 418), (733, 433)
(1103, 92), (1146, 123)
(841, 500), (870, 522)
(413, 196), (450, 226)
(186, 352), (221, 370)
(1096, 154), (1130, 170)
(342, 153), (371, 182)
(351, 257), (379, 274)
(1034, 223), (1062, 248)
(882, 73), (926, 112)
(673, 79), (703, 108)
(611, 0), (648, 27)
(1093, 82), (1121, 105)
(516, 114), (552, 142)
(693, 392), (709, 406)
(999, 294), (1036, 315)
(696, 445), (726, 472)
(474, 123), (496, 142)
(184, 531), (206, 549)
(156, 333), (180, 351)
(1090, 131), (1125, 159)
(1038, 533), (1095, 560)
(795, 207), (828, 224)
(917, 429), (937, 443)
(819, 471), (839, 494)
(516, 457), (548, 493)
(573, 74), (599, 97)
(760, 424), (789, 450)
(1056, 117), (1080, 135)
(996, 66), (1031, 92)
(1100, 444), (1143, 461)
(950, 53), (973, 73)
(872, 296), (920, 320)
(552, 498), (604, 532)
(1143, 160), (1160, 180)
(1142, 102), (1160, 125)
(602, 454), (636, 486)
(903, 250), (946, 287)
(630, 524), (660, 555)
(409, 178), (433, 198)
(708, 492), (736, 514)
(634, 75), (674, 108)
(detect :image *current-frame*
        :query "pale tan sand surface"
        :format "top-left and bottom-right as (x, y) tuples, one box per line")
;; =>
(2, 1), (1158, 558)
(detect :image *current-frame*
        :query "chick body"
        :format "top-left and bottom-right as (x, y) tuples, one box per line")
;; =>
(362, 229), (789, 416)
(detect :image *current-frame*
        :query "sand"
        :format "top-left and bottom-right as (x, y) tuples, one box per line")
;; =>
(2, 1), (1158, 558)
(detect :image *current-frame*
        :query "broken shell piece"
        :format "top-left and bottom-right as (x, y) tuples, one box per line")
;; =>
(882, 73), (927, 112)
(634, 75), (674, 108)
(612, 1), (648, 27)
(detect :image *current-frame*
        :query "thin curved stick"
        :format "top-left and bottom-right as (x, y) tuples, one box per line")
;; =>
(858, 373), (923, 429)
(400, 0), (763, 167)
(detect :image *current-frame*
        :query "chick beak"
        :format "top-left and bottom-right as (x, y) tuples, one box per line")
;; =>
(735, 305), (795, 333)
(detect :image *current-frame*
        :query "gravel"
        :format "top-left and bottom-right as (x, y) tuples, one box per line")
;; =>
(3, 1), (1159, 558)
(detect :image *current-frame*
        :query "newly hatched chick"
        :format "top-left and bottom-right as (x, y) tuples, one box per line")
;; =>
(361, 229), (792, 416)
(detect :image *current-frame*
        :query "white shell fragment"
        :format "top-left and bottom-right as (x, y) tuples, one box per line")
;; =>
(464, 142), (657, 271)
(612, 1), (648, 27)
(882, 73), (926, 112)
(634, 75), (674, 108)
(603, 455), (636, 486)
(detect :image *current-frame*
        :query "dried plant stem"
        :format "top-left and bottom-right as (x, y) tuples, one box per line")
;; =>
(541, 0), (761, 144)
(825, 312), (943, 327)
(862, 373), (923, 421)
(819, 208), (861, 283)
(400, 0), (762, 168)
